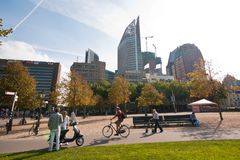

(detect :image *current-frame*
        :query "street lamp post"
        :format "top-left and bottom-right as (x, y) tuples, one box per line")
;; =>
(5, 91), (18, 134)
(171, 90), (177, 113)
(36, 91), (45, 130)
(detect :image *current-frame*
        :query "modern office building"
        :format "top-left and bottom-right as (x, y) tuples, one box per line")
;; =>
(71, 49), (106, 83)
(166, 43), (204, 81)
(0, 59), (61, 100)
(85, 48), (99, 63)
(142, 51), (162, 75)
(105, 70), (115, 82)
(118, 17), (144, 82)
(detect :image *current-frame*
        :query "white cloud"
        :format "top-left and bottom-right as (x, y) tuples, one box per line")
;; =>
(0, 40), (52, 61)
(0, 40), (69, 78)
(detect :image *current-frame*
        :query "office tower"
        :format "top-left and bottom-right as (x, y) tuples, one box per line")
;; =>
(118, 17), (143, 82)
(166, 43), (204, 81)
(0, 59), (61, 100)
(85, 48), (99, 63)
(71, 49), (106, 83)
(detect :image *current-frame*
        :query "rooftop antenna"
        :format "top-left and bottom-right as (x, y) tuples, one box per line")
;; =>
(76, 56), (79, 62)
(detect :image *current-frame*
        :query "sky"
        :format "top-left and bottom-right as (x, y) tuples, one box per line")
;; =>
(0, 0), (239, 80)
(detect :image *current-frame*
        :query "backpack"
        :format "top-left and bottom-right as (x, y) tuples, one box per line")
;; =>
(122, 112), (127, 119)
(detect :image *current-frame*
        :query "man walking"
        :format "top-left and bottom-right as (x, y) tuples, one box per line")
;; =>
(152, 109), (163, 133)
(48, 107), (63, 151)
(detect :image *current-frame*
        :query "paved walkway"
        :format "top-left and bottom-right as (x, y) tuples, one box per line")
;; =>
(0, 112), (240, 153)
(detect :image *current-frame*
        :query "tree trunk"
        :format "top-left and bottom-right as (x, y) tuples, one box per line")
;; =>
(83, 106), (86, 119)
(218, 105), (223, 120)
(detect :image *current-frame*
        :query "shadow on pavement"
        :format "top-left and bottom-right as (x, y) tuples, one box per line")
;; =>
(179, 120), (239, 140)
(86, 137), (122, 146)
(12, 132), (49, 139)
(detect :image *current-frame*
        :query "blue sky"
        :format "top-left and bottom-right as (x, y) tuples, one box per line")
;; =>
(0, 0), (240, 79)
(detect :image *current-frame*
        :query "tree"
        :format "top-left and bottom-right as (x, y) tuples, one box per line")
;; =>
(188, 60), (211, 99)
(0, 61), (38, 124)
(108, 76), (131, 111)
(91, 80), (111, 114)
(80, 81), (97, 117)
(61, 70), (97, 117)
(0, 18), (12, 45)
(137, 83), (164, 112)
(49, 83), (61, 107)
(61, 70), (82, 111)
(188, 60), (226, 120)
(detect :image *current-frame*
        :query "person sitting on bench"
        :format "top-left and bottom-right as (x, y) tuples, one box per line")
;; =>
(190, 112), (200, 126)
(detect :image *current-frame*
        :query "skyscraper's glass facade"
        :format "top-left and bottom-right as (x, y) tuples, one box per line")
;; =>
(118, 17), (143, 79)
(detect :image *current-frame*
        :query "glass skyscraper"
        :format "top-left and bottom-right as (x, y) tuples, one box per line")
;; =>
(118, 17), (143, 81)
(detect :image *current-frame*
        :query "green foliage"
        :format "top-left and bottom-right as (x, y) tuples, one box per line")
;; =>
(0, 62), (38, 110)
(91, 80), (111, 109)
(153, 80), (190, 105)
(129, 82), (144, 102)
(0, 18), (13, 45)
(1, 140), (240, 160)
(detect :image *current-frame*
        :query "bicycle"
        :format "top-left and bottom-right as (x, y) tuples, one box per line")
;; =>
(29, 121), (40, 136)
(102, 121), (130, 138)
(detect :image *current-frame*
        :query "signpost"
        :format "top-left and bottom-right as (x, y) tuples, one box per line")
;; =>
(5, 91), (18, 134)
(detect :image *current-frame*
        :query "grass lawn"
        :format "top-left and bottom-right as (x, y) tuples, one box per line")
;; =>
(1, 140), (240, 160)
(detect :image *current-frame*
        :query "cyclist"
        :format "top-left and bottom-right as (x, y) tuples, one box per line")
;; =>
(110, 106), (125, 136)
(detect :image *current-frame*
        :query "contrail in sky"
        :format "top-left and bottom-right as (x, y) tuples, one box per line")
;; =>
(13, 0), (44, 31)
(34, 45), (85, 58)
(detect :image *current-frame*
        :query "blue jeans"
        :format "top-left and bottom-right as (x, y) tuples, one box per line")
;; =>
(154, 119), (163, 132)
(49, 127), (61, 151)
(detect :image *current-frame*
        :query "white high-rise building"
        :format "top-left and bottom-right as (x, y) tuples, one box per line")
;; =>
(118, 17), (143, 82)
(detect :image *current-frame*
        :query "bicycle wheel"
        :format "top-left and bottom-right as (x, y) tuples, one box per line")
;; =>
(102, 125), (113, 138)
(119, 125), (130, 138)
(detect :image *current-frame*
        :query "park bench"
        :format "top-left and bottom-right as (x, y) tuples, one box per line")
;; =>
(163, 114), (193, 125)
(132, 114), (195, 127)
(132, 116), (163, 127)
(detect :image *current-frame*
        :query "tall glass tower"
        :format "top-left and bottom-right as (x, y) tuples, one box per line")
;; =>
(118, 17), (143, 81)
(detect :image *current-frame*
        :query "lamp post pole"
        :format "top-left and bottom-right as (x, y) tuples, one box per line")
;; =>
(171, 90), (177, 113)
(37, 91), (45, 129)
